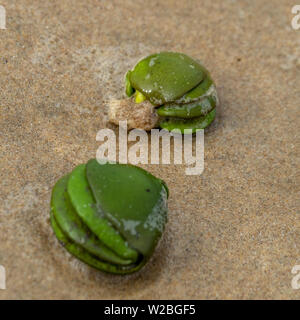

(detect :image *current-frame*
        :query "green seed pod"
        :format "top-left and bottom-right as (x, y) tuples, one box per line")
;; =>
(125, 52), (218, 133)
(50, 159), (168, 274)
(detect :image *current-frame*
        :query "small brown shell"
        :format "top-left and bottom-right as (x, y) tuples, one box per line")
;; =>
(108, 97), (159, 131)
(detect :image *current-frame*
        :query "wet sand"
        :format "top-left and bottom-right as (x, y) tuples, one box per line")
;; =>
(0, 0), (299, 299)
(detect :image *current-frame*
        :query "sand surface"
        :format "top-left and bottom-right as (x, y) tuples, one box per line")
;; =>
(0, 0), (299, 299)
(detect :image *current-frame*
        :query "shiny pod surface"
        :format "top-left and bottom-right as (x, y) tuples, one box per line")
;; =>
(128, 52), (205, 105)
(126, 52), (218, 132)
(50, 159), (168, 274)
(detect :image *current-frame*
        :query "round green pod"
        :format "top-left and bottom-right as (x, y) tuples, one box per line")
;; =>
(51, 175), (133, 266)
(67, 164), (138, 262)
(159, 108), (216, 133)
(157, 94), (216, 119)
(129, 52), (205, 105)
(86, 159), (168, 262)
(50, 161), (169, 274)
(124, 52), (218, 133)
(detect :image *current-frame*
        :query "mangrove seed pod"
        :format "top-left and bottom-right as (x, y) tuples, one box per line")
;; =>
(50, 159), (169, 274)
(109, 52), (218, 133)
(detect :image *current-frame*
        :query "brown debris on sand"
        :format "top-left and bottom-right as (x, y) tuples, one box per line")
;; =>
(108, 98), (159, 131)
